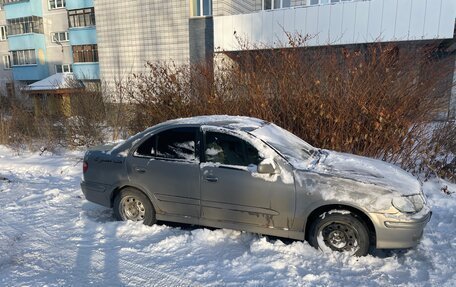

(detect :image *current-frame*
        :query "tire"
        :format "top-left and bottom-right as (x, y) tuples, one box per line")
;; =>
(113, 187), (156, 226)
(307, 211), (370, 256)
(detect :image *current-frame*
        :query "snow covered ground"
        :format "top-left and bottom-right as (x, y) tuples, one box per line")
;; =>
(0, 145), (455, 287)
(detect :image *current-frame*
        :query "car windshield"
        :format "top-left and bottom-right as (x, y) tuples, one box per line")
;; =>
(250, 123), (317, 164)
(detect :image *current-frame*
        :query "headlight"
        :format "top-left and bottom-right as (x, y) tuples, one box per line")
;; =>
(392, 195), (424, 213)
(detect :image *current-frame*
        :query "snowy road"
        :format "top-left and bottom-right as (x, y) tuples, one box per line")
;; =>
(0, 146), (455, 286)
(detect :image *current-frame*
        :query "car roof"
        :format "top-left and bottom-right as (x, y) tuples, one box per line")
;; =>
(159, 115), (268, 131)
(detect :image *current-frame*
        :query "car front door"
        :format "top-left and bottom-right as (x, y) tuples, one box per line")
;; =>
(199, 128), (295, 229)
(127, 127), (200, 219)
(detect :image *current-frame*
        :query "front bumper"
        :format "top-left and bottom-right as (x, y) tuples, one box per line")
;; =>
(370, 210), (432, 249)
(80, 180), (113, 208)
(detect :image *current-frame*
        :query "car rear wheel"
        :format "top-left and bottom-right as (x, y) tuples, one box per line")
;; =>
(308, 212), (370, 256)
(113, 188), (156, 226)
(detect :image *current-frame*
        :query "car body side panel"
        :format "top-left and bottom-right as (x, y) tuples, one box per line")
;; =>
(200, 164), (295, 230)
(126, 156), (200, 218)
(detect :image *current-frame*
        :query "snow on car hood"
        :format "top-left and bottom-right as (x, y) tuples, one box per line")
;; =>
(312, 150), (421, 196)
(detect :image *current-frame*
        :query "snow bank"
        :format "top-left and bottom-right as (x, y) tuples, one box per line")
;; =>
(0, 146), (455, 286)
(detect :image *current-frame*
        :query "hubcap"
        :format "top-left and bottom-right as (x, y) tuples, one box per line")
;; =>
(119, 196), (146, 221)
(321, 222), (358, 251)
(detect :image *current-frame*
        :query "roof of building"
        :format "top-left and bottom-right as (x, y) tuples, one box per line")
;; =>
(27, 73), (84, 92)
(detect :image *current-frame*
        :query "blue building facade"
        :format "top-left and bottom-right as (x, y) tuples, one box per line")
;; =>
(67, 0), (99, 80)
(3, 0), (48, 81)
(2, 0), (99, 84)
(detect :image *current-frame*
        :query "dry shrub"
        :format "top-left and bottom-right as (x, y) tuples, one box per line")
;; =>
(123, 40), (454, 180)
(419, 121), (456, 182)
(65, 86), (106, 148)
(1, 83), (107, 150)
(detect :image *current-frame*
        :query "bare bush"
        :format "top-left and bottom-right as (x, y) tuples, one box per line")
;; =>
(122, 40), (454, 180)
(64, 84), (106, 148)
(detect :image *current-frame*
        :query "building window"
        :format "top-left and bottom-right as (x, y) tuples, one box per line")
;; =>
(7, 16), (44, 35)
(55, 64), (72, 73)
(48, 0), (65, 10)
(2, 0), (27, 4)
(72, 44), (98, 63)
(0, 25), (6, 41)
(263, 0), (291, 10)
(190, 0), (212, 16)
(11, 49), (36, 66)
(2, 55), (11, 69)
(51, 31), (69, 42)
(309, 0), (353, 5)
(68, 8), (96, 28)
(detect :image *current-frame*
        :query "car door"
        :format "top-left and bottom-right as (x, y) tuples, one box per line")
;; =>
(200, 128), (295, 229)
(127, 127), (200, 219)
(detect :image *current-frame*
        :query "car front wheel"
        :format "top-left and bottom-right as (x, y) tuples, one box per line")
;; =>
(113, 188), (156, 226)
(308, 212), (370, 256)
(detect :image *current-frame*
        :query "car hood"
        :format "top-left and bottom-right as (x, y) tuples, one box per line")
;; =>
(310, 150), (421, 196)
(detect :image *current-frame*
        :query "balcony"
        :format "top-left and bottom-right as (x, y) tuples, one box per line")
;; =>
(66, 0), (94, 10)
(69, 26), (97, 45)
(12, 64), (48, 81)
(214, 0), (456, 52)
(3, 0), (42, 18)
(72, 62), (99, 80)
(7, 33), (45, 50)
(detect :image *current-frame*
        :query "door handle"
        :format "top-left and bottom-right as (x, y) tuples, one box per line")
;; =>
(135, 167), (146, 173)
(205, 176), (218, 182)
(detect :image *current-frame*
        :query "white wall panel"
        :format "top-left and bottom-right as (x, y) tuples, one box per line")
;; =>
(272, 10), (287, 45)
(294, 7), (307, 37)
(214, 16), (223, 50)
(423, 0), (442, 39)
(235, 14), (251, 46)
(381, 0), (397, 41)
(340, 2), (356, 45)
(250, 12), (263, 45)
(395, 0), (412, 40)
(318, 5), (331, 44)
(223, 16), (235, 51)
(213, 0), (456, 52)
(409, 0), (427, 41)
(283, 7), (296, 41)
(305, 6), (319, 46)
(353, 1), (369, 43)
(439, 0), (456, 38)
(262, 11), (274, 46)
(329, 3), (343, 45)
(367, 0), (382, 42)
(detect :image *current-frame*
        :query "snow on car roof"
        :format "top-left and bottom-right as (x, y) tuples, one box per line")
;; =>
(162, 115), (267, 130)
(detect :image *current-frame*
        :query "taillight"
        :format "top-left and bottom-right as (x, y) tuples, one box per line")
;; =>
(83, 161), (88, 173)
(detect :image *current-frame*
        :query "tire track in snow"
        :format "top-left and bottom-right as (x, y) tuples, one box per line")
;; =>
(0, 204), (200, 287)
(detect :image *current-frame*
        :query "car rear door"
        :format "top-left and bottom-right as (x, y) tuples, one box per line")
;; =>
(199, 127), (295, 229)
(127, 127), (200, 219)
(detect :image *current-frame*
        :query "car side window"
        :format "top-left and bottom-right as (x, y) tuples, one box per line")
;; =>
(136, 136), (156, 157)
(156, 128), (197, 161)
(205, 132), (262, 166)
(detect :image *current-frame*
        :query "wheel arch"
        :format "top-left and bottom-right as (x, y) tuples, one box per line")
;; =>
(304, 204), (376, 246)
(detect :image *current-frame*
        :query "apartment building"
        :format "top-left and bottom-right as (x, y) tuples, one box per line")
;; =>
(0, 3), (13, 96)
(0, 0), (98, 94)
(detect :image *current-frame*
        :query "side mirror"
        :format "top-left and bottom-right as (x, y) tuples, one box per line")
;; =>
(257, 159), (278, 174)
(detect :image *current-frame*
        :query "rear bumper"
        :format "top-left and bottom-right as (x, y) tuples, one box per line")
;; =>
(371, 211), (432, 249)
(81, 181), (113, 208)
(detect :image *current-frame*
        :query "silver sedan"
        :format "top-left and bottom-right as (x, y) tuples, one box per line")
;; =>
(81, 116), (431, 256)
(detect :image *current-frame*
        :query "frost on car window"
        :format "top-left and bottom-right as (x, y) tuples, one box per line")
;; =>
(205, 132), (261, 166)
(156, 128), (197, 161)
(251, 123), (315, 167)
